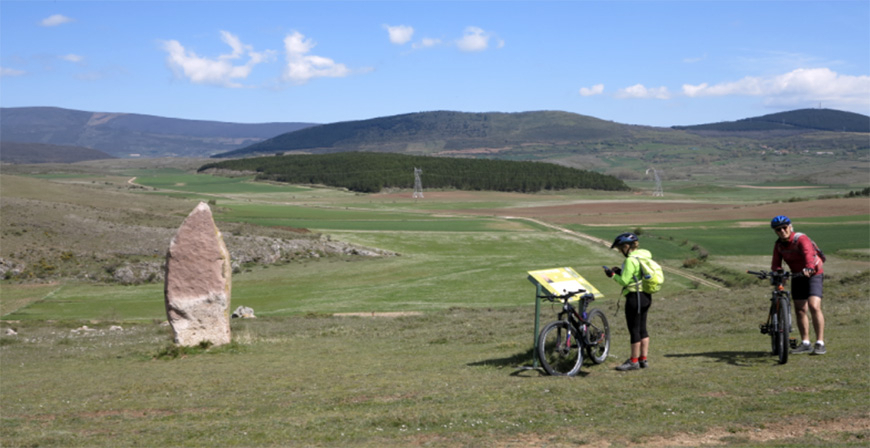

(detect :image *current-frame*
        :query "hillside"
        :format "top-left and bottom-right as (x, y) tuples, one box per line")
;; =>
(214, 110), (650, 158)
(0, 142), (115, 164)
(0, 107), (317, 159)
(4, 107), (866, 182)
(673, 108), (869, 133)
(213, 109), (869, 168)
(199, 152), (630, 193)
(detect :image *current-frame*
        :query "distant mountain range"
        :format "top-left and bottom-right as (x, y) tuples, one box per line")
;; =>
(0, 107), (316, 159)
(217, 110), (638, 158)
(216, 108), (868, 159)
(1, 106), (866, 163)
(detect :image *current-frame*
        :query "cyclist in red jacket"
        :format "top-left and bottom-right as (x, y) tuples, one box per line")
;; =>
(770, 215), (826, 355)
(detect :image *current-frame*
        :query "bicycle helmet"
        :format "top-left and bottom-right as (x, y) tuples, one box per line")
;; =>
(770, 215), (791, 228)
(610, 232), (638, 249)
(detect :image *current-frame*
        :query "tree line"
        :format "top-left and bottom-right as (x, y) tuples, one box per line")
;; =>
(199, 152), (630, 193)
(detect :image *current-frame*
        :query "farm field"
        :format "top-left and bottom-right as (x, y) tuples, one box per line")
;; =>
(1, 166), (869, 447)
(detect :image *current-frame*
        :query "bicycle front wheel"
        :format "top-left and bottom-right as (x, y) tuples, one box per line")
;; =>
(776, 296), (791, 364)
(584, 309), (610, 364)
(537, 321), (583, 376)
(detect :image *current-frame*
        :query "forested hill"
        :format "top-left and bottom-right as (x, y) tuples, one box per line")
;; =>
(0, 142), (115, 164)
(214, 111), (638, 158)
(199, 152), (630, 193)
(673, 108), (869, 133)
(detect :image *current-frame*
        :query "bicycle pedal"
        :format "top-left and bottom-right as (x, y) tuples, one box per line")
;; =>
(789, 338), (798, 349)
(759, 324), (769, 335)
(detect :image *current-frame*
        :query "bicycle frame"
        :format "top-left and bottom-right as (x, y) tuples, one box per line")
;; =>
(536, 290), (611, 376)
(748, 270), (795, 364)
(542, 292), (593, 340)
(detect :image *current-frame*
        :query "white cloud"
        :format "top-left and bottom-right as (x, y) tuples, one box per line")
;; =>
(161, 31), (275, 88)
(219, 31), (248, 59)
(682, 68), (870, 109)
(384, 25), (414, 45)
(61, 54), (83, 63)
(579, 84), (605, 96)
(456, 26), (503, 52)
(412, 38), (442, 49)
(616, 84), (671, 100)
(282, 31), (350, 84)
(40, 14), (74, 27)
(0, 66), (26, 77)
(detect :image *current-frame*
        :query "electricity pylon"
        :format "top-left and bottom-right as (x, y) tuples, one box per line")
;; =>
(413, 168), (423, 199)
(646, 168), (664, 197)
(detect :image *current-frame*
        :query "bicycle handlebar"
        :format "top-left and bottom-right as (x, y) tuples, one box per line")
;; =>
(746, 269), (809, 279)
(537, 289), (593, 302)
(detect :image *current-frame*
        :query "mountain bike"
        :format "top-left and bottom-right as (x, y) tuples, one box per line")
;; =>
(536, 289), (611, 376)
(747, 270), (797, 364)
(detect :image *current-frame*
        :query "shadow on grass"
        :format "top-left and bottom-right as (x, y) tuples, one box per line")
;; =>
(665, 351), (780, 367)
(467, 347), (592, 377)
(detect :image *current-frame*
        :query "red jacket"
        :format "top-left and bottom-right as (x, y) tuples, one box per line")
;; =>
(771, 232), (824, 275)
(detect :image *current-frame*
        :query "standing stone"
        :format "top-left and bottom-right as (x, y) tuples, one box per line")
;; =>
(164, 202), (232, 346)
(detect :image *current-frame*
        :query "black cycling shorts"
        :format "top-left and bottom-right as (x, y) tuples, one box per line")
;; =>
(624, 291), (652, 344)
(792, 274), (823, 301)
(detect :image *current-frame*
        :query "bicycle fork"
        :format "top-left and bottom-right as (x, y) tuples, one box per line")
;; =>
(760, 296), (797, 348)
(760, 291), (782, 335)
(760, 300), (775, 335)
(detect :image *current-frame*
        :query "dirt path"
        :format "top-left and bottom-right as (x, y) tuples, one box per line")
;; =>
(505, 216), (726, 290)
(333, 312), (423, 317)
(735, 184), (823, 189)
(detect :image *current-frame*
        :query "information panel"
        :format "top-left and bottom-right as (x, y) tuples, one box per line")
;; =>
(527, 267), (604, 300)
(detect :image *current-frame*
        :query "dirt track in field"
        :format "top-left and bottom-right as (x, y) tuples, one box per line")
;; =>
(382, 194), (868, 290)
(506, 216), (727, 289)
(444, 197), (870, 226)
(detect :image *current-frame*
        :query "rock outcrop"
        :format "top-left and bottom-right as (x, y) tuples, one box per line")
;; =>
(231, 306), (256, 319)
(164, 202), (232, 347)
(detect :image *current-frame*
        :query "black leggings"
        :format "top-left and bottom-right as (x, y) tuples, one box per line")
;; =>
(624, 292), (652, 344)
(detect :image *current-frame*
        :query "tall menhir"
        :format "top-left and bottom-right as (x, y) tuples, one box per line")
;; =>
(163, 202), (232, 346)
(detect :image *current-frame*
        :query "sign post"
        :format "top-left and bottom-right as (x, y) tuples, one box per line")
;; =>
(525, 267), (603, 369)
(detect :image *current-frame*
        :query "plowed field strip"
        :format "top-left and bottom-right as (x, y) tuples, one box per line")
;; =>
(506, 216), (725, 289)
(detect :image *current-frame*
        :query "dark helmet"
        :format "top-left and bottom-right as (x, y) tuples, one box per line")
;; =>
(610, 232), (638, 249)
(770, 215), (791, 228)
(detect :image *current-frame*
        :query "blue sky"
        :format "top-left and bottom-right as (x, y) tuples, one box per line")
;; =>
(1, 1), (868, 127)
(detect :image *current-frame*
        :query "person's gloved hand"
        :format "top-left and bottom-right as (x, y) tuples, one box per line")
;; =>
(603, 266), (614, 278)
(612, 266), (622, 276)
(802, 268), (815, 277)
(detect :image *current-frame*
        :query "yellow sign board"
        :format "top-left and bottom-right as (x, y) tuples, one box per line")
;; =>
(527, 267), (604, 300)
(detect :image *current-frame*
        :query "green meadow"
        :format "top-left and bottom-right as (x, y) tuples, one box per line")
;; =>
(135, 169), (309, 194)
(2, 169), (868, 447)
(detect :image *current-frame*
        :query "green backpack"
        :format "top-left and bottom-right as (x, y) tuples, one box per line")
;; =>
(633, 256), (664, 294)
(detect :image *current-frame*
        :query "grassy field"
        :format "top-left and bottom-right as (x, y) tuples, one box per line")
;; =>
(1, 275), (867, 447)
(1, 166), (869, 447)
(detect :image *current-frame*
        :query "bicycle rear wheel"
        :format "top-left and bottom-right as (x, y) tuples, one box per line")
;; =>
(776, 297), (791, 364)
(583, 309), (610, 364)
(537, 321), (583, 376)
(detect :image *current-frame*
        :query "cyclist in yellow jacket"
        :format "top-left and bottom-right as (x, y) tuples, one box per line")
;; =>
(603, 232), (655, 371)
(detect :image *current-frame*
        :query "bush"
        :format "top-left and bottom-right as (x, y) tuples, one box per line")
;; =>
(683, 257), (702, 268)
